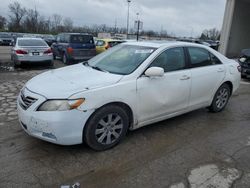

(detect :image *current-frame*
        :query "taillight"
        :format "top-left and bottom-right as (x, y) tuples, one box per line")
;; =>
(44, 48), (52, 54)
(105, 44), (110, 50)
(67, 47), (73, 54)
(15, 50), (28, 54)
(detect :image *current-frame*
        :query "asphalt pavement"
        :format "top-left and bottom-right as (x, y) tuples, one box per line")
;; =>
(0, 46), (250, 188)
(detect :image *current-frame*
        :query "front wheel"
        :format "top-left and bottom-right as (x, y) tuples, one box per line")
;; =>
(209, 84), (231, 113)
(83, 105), (129, 151)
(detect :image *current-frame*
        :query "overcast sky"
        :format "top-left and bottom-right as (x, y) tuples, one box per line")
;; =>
(0, 0), (227, 37)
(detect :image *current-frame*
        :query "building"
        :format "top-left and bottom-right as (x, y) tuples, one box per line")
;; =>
(219, 0), (250, 57)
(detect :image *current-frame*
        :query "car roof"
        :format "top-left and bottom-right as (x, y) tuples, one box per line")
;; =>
(122, 41), (209, 49)
(59, 33), (92, 36)
(17, 37), (44, 40)
(97, 38), (124, 42)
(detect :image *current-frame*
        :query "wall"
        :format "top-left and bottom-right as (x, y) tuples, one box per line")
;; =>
(227, 0), (250, 57)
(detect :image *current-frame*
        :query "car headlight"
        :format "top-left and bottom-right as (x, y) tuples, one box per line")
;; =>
(37, 99), (85, 111)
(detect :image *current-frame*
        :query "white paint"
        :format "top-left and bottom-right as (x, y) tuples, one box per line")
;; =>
(169, 182), (185, 188)
(188, 164), (240, 188)
(18, 42), (241, 146)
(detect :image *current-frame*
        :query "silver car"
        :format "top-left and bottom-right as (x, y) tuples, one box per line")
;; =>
(11, 38), (53, 67)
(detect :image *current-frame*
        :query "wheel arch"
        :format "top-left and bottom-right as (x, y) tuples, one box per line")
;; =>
(82, 101), (134, 141)
(222, 81), (233, 95)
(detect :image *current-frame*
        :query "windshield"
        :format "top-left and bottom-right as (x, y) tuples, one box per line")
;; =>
(88, 44), (156, 75)
(70, 35), (94, 44)
(18, 39), (48, 47)
(0, 34), (11, 38)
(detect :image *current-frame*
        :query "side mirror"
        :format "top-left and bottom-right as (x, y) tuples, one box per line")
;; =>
(145, 67), (164, 77)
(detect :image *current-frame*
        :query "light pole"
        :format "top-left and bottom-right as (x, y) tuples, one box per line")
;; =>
(136, 13), (139, 41)
(127, 0), (131, 39)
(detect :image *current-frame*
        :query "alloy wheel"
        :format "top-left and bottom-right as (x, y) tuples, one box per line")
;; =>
(215, 88), (229, 109)
(95, 113), (123, 145)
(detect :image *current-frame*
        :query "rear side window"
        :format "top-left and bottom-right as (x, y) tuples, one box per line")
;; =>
(187, 47), (221, 67)
(18, 39), (48, 47)
(70, 35), (94, 44)
(96, 40), (105, 46)
(188, 47), (210, 67)
(150, 47), (186, 72)
(210, 53), (222, 65)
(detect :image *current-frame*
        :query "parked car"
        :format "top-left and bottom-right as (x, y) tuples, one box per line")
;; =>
(42, 34), (56, 46)
(238, 48), (250, 78)
(11, 37), (53, 67)
(17, 42), (241, 150)
(0, 32), (14, 46)
(51, 33), (96, 64)
(205, 40), (219, 50)
(96, 38), (125, 54)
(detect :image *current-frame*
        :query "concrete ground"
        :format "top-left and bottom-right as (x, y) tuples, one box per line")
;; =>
(0, 46), (250, 188)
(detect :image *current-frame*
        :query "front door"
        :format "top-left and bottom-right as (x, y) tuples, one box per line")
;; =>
(136, 47), (191, 123)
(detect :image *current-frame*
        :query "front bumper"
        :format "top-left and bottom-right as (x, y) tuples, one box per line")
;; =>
(16, 54), (53, 63)
(17, 88), (94, 145)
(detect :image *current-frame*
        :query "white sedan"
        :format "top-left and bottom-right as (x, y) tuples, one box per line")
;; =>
(17, 42), (241, 150)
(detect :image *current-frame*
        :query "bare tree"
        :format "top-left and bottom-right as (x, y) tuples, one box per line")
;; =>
(63, 17), (73, 32)
(200, 28), (220, 40)
(0, 15), (7, 30)
(23, 9), (39, 33)
(51, 14), (62, 31)
(8, 1), (26, 31)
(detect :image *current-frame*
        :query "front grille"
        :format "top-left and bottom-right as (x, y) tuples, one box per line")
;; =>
(19, 91), (37, 110)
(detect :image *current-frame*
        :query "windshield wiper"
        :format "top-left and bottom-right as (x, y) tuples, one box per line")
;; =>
(82, 61), (90, 66)
(91, 66), (109, 73)
(82, 61), (109, 73)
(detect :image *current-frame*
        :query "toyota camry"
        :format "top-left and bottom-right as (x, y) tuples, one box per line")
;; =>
(17, 41), (241, 150)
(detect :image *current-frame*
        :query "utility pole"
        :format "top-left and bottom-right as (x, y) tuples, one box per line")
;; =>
(114, 19), (117, 34)
(126, 0), (131, 39)
(136, 13), (139, 41)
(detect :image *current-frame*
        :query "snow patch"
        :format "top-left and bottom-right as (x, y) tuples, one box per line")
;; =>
(188, 164), (240, 188)
(169, 182), (185, 188)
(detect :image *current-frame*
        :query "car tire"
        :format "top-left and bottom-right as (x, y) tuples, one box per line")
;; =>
(209, 83), (231, 113)
(49, 60), (54, 67)
(13, 60), (20, 68)
(62, 53), (69, 64)
(83, 105), (129, 151)
(241, 74), (247, 79)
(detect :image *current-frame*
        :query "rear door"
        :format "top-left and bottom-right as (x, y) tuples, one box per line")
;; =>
(186, 47), (226, 108)
(52, 34), (64, 57)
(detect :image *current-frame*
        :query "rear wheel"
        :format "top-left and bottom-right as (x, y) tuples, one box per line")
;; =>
(209, 84), (231, 112)
(48, 60), (54, 67)
(83, 105), (129, 151)
(62, 53), (69, 64)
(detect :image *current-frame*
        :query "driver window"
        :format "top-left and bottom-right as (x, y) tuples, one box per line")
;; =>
(150, 47), (186, 72)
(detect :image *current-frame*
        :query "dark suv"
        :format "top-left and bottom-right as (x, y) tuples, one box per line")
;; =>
(51, 33), (96, 64)
(238, 49), (250, 78)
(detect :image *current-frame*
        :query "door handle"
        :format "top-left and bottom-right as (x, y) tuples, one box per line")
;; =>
(180, 75), (190, 80)
(217, 68), (224, 73)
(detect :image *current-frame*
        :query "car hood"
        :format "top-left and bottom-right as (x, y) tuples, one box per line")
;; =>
(26, 64), (123, 99)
